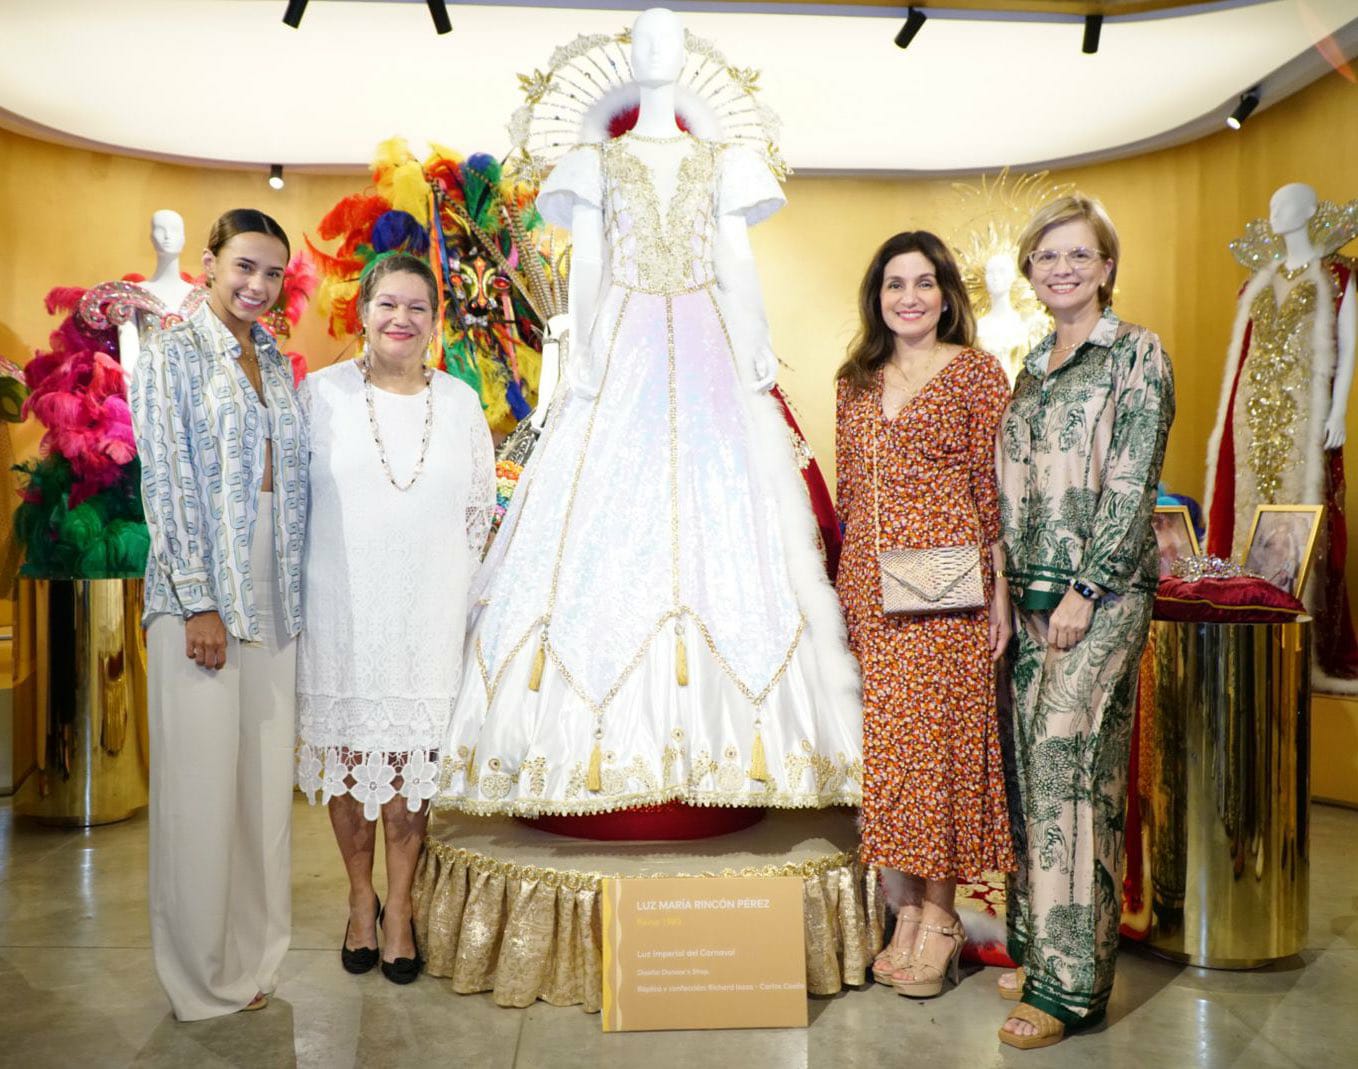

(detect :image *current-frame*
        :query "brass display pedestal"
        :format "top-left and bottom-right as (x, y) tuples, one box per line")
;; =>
(14, 579), (149, 826)
(1145, 618), (1310, 968)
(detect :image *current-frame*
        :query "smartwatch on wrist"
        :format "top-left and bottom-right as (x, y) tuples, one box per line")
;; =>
(1071, 579), (1100, 602)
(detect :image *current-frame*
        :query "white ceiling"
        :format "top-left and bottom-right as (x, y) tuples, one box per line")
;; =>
(0, 0), (1355, 174)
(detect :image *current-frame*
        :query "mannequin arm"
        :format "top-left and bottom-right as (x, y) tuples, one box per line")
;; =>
(565, 203), (604, 391)
(117, 320), (142, 378)
(1324, 272), (1357, 449)
(531, 200), (604, 429)
(713, 213), (776, 393)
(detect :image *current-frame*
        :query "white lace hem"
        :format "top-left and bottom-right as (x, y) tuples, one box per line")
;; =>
(295, 742), (440, 822)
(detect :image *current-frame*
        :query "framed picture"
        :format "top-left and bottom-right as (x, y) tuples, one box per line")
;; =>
(1242, 505), (1324, 598)
(1152, 505), (1200, 577)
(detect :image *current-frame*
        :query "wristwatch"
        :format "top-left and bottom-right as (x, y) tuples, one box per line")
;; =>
(1071, 579), (1101, 602)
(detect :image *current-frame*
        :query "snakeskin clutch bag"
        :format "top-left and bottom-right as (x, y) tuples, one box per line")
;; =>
(871, 416), (985, 616)
(878, 544), (984, 615)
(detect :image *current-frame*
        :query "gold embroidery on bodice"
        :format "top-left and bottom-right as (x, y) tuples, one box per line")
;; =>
(600, 136), (718, 294)
(1242, 275), (1319, 503)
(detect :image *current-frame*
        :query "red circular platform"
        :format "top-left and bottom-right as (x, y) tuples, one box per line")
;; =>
(520, 801), (766, 841)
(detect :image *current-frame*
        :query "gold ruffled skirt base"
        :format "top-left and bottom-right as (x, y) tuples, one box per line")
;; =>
(412, 807), (884, 1011)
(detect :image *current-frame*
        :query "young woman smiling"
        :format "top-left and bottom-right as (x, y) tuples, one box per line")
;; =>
(295, 253), (495, 985)
(834, 231), (1016, 1002)
(132, 209), (307, 1020)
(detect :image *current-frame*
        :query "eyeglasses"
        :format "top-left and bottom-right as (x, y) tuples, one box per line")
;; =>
(1027, 247), (1104, 271)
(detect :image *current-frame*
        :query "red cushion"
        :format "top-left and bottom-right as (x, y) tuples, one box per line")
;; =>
(1154, 576), (1305, 623)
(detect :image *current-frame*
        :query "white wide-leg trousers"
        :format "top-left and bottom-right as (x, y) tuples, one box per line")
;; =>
(146, 503), (296, 1021)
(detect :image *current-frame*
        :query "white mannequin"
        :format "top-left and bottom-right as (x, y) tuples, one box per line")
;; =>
(975, 254), (1030, 375)
(117, 210), (196, 373)
(1268, 182), (1356, 449)
(531, 6), (774, 430)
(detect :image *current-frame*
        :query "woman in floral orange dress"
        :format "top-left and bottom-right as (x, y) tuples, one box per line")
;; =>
(835, 231), (1015, 999)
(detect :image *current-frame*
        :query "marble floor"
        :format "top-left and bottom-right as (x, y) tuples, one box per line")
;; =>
(1, 797), (1354, 1069)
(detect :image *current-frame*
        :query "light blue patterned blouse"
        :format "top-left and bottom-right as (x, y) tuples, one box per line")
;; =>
(131, 302), (307, 640)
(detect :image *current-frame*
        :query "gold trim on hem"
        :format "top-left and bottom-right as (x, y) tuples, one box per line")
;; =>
(435, 784), (863, 819)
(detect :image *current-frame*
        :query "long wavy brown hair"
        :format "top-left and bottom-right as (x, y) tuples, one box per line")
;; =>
(836, 231), (976, 393)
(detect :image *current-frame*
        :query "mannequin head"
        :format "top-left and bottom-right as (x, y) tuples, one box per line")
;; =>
(1269, 183), (1318, 236)
(632, 8), (685, 88)
(150, 210), (185, 257)
(984, 253), (1016, 299)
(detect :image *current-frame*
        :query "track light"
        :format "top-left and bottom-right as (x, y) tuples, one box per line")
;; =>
(894, 8), (927, 51)
(1227, 88), (1260, 130)
(268, 164), (285, 191)
(426, 0), (452, 35)
(281, 0), (307, 28)
(1082, 15), (1103, 55)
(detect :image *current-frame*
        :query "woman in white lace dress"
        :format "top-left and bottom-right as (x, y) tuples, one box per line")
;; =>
(296, 253), (495, 983)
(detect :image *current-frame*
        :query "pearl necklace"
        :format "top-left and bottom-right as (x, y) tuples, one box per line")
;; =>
(360, 357), (434, 492)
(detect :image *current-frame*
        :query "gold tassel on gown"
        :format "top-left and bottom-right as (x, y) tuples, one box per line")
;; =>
(528, 635), (546, 692)
(586, 740), (603, 792)
(675, 629), (689, 687)
(749, 726), (769, 783)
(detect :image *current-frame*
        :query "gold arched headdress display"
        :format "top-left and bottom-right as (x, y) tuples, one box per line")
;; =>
(506, 27), (787, 184)
(949, 167), (1075, 323)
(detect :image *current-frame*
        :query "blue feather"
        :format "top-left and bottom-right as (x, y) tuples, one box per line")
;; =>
(371, 211), (430, 255)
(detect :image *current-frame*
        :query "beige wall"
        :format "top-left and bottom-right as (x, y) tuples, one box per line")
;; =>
(2, 70), (1357, 799)
(3, 73), (1357, 501)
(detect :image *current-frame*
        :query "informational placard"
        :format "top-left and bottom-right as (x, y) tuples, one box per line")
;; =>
(601, 874), (807, 1032)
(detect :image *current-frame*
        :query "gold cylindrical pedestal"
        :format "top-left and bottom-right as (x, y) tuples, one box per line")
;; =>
(1145, 618), (1310, 968)
(14, 578), (149, 826)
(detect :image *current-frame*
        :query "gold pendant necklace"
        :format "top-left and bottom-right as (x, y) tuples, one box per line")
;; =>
(360, 358), (435, 492)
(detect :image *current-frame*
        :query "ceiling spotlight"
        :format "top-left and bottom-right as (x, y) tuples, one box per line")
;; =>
(1082, 15), (1103, 55)
(1227, 88), (1260, 130)
(268, 164), (285, 191)
(426, 0), (452, 35)
(894, 8), (928, 51)
(282, 0), (308, 28)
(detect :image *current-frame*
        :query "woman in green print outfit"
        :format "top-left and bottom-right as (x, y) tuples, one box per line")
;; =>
(995, 195), (1174, 1049)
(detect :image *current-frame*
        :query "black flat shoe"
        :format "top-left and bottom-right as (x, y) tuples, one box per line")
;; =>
(380, 919), (423, 985)
(341, 895), (381, 975)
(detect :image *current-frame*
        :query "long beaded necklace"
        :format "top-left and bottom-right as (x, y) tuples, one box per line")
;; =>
(360, 356), (435, 492)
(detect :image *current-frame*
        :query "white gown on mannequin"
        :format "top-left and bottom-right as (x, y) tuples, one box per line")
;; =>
(296, 361), (495, 819)
(435, 133), (862, 817)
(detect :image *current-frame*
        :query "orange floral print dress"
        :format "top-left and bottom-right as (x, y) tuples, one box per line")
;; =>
(835, 349), (1016, 881)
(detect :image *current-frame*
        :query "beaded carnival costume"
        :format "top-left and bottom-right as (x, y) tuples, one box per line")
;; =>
(1205, 199), (1358, 682)
(434, 32), (861, 817)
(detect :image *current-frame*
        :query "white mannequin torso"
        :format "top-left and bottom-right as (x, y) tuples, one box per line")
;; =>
(534, 7), (774, 429)
(117, 210), (195, 374)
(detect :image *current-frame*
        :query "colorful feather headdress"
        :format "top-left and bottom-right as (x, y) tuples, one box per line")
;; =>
(308, 138), (564, 434)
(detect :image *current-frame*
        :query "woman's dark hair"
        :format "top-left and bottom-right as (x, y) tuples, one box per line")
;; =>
(836, 230), (976, 392)
(206, 208), (291, 259)
(358, 252), (439, 314)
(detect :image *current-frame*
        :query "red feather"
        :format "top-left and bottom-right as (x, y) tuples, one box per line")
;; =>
(316, 193), (390, 257)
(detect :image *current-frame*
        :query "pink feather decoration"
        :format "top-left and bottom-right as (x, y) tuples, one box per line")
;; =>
(26, 287), (139, 505)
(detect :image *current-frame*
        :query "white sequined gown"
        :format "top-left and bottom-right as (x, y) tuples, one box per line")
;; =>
(436, 133), (862, 816)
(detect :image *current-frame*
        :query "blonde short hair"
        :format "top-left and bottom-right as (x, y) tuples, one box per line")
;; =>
(1017, 194), (1120, 308)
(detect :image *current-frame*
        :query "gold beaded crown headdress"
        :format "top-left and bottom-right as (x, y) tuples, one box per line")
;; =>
(506, 27), (787, 185)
